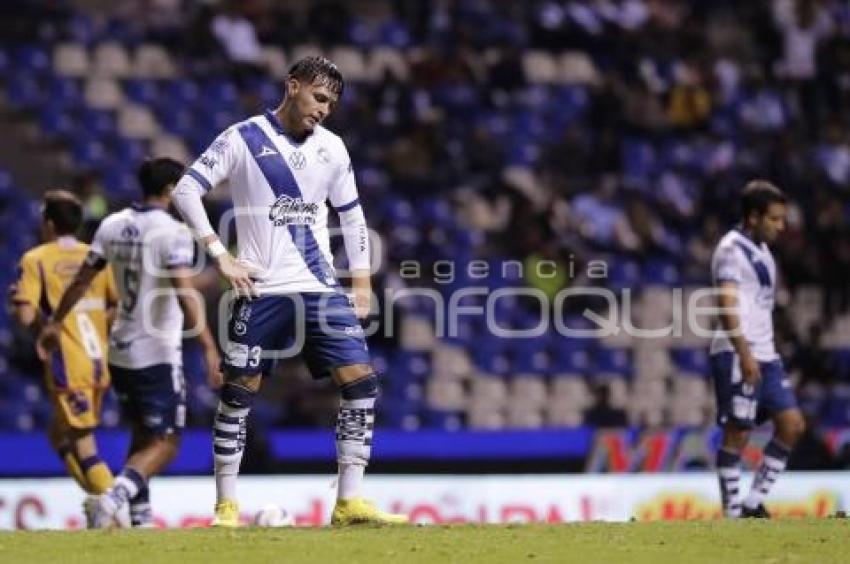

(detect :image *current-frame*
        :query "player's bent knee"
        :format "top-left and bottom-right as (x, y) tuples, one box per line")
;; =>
(224, 371), (262, 393)
(221, 381), (256, 408)
(338, 373), (379, 400)
(333, 363), (374, 385)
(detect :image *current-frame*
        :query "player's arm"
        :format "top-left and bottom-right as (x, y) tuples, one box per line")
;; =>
(10, 254), (42, 334)
(716, 280), (761, 385)
(169, 267), (223, 389)
(36, 253), (104, 360)
(330, 151), (371, 320)
(338, 203), (371, 320)
(171, 128), (256, 298)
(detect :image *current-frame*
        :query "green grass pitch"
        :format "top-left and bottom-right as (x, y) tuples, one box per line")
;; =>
(2, 520), (848, 564)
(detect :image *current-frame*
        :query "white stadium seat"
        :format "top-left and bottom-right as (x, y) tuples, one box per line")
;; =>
(54, 43), (89, 77)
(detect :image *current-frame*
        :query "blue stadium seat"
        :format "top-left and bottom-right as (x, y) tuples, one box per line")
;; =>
(549, 335), (592, 373)
(71, 137), (110, 169)
(6, 72), (43, 110)
(606, 258), (642, 291)
(512, 335), (551, 375)
(670, 347), (709, 375)
(594, 347), (633, 377)
(643, 258), (681, 287)
(39, 106), (77, 139)
(421, 408), (463, 431)
(47, 77), (83, 108)
(81, 109), (116, 137)
(113, 137), (148, 163)
(124, 79), (161, 106)
(14, 45), (50, 74)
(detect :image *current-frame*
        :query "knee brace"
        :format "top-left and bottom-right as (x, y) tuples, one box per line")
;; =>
(339, 374), (379, 400)
(220, 382), (255, 409)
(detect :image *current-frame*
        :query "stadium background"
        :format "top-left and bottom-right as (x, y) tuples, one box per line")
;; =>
(1, 0), (850, 527)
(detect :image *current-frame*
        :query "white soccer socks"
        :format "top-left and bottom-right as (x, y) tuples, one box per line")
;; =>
(335, 375), (378, 500)
(743, 439), (791, 511)
(213, 382), (253, 503)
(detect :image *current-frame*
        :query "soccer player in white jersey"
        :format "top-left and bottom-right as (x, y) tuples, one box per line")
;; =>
(710, 180), (805, 518)
(170, 56), (408, 527)
(39, 158), (222, 527)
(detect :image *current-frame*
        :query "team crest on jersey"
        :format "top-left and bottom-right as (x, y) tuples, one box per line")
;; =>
(269, 194), (319, 226)
(121, 224), (140, 239)
(317, 147), (331, 164)
(289, 150), (307, 170)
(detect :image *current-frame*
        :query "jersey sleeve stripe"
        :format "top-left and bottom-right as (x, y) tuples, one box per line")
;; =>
(334, 198), (360, 213)
(187, 168), (213, 193)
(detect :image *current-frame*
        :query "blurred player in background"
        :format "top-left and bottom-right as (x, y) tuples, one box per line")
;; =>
(10, 190), (116, 506)
(710, 180), (805, 518)
(39, 158), (222, 528)
(171, 56), (407, 527)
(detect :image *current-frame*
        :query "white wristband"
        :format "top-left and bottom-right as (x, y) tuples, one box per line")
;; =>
(207, 240), (227, 258)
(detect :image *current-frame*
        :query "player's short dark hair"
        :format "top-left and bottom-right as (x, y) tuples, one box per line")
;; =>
(288, 56), (344, 97)
(138, 157), (185, 199)
(741, 179), (787, 219)
(42, 189), (82, 235)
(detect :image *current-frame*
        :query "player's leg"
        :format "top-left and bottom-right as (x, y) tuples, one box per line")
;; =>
(711, 352), (758, 518)
(304, 292), (406, 525)
(742, 360), (804, 516)
(93, 363), (185, 528)
(212, 371), (261, 527)
(718, 424), (750, 519)
(48, 388), (114, 495)
(47, 417), (89, 492)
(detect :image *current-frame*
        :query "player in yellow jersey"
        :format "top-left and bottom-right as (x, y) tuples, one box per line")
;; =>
(10, 190), (116, 503)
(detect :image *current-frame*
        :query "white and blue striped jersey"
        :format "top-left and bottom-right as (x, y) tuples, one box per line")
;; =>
(709, 229), (779, 361)
(177, 111), (368, 296)
(89, 204), (194, 368)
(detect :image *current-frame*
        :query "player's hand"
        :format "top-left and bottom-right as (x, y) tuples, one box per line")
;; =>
(352, 288), (371, 320)
(740, 353), (761, 387)
(36, 322), (61, 361)
(214, 253), (258, 299)
(204, 345), (223, 390)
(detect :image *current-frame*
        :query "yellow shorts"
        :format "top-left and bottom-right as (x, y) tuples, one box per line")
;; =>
(49, 386), (105, 430)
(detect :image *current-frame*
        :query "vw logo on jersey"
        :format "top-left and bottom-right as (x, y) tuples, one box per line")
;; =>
(289, 150), (307, 170)
(234, 321), (247, 336)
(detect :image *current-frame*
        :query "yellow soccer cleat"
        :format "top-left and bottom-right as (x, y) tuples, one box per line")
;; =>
(212, 500), (241, 528)
(331, 497), (409, 526)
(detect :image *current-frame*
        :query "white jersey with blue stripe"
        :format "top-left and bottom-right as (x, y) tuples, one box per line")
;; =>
(89, 204), (194, 368)
(709, 229), (779, 361)
(185, 112), (362, 296)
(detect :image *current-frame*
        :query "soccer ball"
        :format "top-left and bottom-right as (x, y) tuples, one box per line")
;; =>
(253, 503), (293, 527)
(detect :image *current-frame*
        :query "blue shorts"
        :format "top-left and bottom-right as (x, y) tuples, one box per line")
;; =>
(109, 363), (186, 436)
(710, 352), (798, 429)
(223, 292), (371, 379)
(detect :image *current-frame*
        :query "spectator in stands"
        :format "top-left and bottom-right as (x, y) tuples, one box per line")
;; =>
(210, 0), (267, 86)
(583, 383), (628, 428)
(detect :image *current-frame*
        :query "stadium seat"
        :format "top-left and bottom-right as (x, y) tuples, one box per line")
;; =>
(53, 43), (90, 77)
(92, 42), (132, 78)
(150, 134), (191, 164)
(421, 408), (464, 431)
(522, 51), (559, 84)
(261, 46), (289, 80)
(133, 44), (177, 79)
(400, 315), (436, 351)
(84, 78), (125, 110)
(14, 45), (51, 74)
(466, 402), (506, 429)
(328, 47), (369, 83)
(558, 51), (599, 85)
(124, 78), (161, 106)
(117, 104), (160, 140)
(426, 378), (466, 411)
